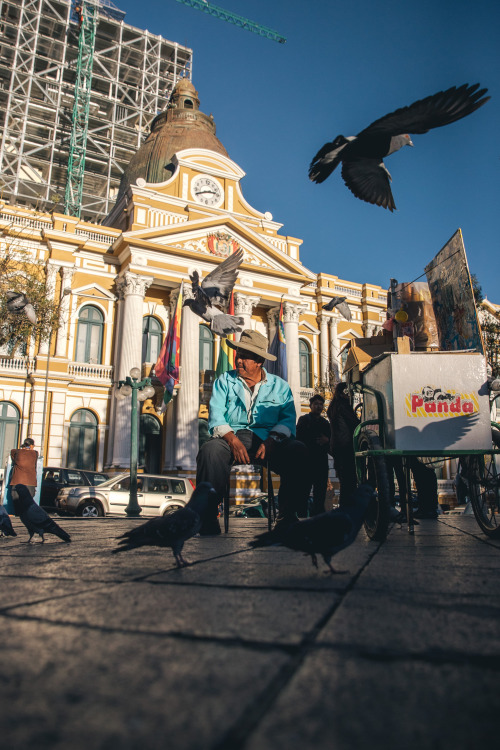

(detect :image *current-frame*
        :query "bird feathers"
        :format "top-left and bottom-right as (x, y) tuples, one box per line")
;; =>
(322, 296), (352, 321)
(0, 505), (16, 537)
(309, 83), (489, 209)
(13, 485), (71, 543)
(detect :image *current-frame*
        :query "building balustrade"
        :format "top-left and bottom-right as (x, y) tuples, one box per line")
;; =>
(0, 356), (35, 373)
(68, 362), (114, 381)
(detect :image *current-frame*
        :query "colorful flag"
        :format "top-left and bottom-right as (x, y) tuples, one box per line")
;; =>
(215, 291), (236, 376)
(155, 283), (183, 406)
(267, 300), (288, 380)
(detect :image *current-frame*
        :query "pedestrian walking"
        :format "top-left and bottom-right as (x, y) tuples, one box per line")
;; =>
(10, 437), (38, 501)
(296, 394), (331, 516)
(327, 383), (360, 508)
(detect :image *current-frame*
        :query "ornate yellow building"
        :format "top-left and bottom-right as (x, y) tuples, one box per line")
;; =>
(0, 80), (388, 480)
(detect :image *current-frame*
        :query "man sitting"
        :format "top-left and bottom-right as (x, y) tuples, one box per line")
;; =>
(196, 329), (310, 535)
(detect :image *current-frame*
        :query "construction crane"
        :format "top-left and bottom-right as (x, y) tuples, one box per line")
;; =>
(176, 0), (286, 44)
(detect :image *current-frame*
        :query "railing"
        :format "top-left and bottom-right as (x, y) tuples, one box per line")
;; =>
(68, 362), (114, 380)
(0, 356), (35, 373)
(75, 229), (115, 245)
(0, 212), (50, 230)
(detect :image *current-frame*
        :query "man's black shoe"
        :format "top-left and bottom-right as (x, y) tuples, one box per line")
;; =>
(199, 518), (222, 536)
(413, 509), (438, 520)
(271, 515), (299, 537)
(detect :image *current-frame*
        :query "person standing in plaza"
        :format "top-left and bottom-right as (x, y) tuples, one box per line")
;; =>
(10, 437), (38, 499)
(327, 382), (360, 508)
(296, 394), (331, 516)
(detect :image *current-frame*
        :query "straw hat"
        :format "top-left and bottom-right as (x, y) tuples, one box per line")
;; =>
(226, 329), (277, 362)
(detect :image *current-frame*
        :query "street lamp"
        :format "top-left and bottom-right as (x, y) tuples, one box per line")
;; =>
(114, 367), (155, 516)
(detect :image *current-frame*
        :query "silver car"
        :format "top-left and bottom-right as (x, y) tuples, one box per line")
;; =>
(56, 473), (193, 518)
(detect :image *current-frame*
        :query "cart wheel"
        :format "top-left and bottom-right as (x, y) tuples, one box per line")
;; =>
(357, 431), (391, 541)
(466, 452), (500, 539)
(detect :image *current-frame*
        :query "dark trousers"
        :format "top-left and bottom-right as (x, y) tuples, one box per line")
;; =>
(196, 430), (310, 521)
(302, 454), (328, 517)
(388, 457), (438, 513)
(333, 448), (358, 508)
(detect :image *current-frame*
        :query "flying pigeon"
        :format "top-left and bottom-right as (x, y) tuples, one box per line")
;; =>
(6, 291), (37, 324)
(309, 83), (490, 211)
(249, 484), (374, 573)
(183, 249), (245, 337)
(112, 482), (218, 567)
(13, 484), (71, 543)
(322, 296), (352, 321)
(0, 505), (16, 538)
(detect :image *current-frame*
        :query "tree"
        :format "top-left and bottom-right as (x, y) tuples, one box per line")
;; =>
(0, 224), (59, 353)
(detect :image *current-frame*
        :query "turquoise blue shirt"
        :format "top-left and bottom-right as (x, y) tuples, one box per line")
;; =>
(209, 369), (297, 441)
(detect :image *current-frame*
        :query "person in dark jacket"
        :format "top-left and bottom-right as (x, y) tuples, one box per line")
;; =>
(296, 394), (331, 516)
(326, 382), (360, 508)
(10, 437), (38, 499)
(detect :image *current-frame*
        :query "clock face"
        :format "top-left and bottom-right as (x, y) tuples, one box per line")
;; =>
(191, 175), (223, 207)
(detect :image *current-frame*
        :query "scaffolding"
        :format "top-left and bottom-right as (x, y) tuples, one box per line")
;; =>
(0, 0), (192, 222)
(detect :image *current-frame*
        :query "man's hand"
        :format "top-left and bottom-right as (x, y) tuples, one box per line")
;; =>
(223, 432), (250, 464)
(255, 437), (275, 462)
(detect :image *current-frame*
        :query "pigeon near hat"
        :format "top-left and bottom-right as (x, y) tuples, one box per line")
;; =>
(227, 329), (277, 361)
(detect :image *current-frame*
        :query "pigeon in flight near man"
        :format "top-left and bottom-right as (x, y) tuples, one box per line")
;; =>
(322, 296), (351, 321)
(113, 482), (218, 567)
(309, 83), (489, 211)
(183, 249), (245, 337)
(249, 484), (374, 573)
(6, 291), (37, 324)
(13, 484), (71, 543)
(0, 505), (17, 538)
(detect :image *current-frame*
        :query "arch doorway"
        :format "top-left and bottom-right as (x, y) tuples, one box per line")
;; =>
(68, 409), (98, 470)
(139, 414), (162, 474)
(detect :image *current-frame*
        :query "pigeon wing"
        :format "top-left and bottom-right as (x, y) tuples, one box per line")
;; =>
(341, 157), (396, 211)
(200, 249), (244, 305)
(335, 301), (352, 321)
(322, 296), (346, 312)
(359, 83), (489, 138)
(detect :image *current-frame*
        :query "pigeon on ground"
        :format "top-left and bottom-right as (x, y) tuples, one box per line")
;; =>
(13, 484), (71, 543)
(183, 249), (245, 337)
(112, 482), (218, 567)
(322, 296), (352, 321)
(0, 505), (17, 537)
(6, 291), (37, 324)
(249, 484), (374, 573)
(309, 83), (489, 211)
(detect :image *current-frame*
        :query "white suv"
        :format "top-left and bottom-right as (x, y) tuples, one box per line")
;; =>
(56, 473), (193, 518)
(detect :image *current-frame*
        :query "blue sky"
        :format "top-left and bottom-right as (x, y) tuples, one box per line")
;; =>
(115, 0), (499, 301)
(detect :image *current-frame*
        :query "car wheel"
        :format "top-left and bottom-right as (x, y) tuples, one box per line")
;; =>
(163, 504), (184, 516)
(78, 500), (103, 518)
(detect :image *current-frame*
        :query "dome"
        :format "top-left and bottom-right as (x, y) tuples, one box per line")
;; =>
(115, 79), (228, 201)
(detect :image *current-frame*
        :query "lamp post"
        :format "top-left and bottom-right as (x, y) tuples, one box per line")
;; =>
(114, 367), (155, 516)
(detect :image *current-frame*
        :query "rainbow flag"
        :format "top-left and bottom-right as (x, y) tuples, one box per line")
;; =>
(267, 300), (288, 380)
(215, 291), (236, 375)
(155, 283), (183, 405)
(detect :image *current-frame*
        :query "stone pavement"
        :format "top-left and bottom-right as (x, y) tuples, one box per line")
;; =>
(1, 512), (499, 750)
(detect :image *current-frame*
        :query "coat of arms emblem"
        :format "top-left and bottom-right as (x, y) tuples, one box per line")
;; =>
(207, 233), (239, 258)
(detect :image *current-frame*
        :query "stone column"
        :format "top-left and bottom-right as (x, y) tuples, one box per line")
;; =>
(283, 301), (306, 412)
(233, 294), (260, 339)
(39, 263), (59, 355)
(329, 316), (341, 381)
(174, 285), (199, 471)
(318, 313), (330, 387)
(109, 273), (152, 468)
(55, 266), (74, 357)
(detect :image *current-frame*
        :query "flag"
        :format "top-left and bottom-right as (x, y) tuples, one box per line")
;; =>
(267, 300), (287, 380)
(215, 291), (236, 376)
(155, 283), (183, 406)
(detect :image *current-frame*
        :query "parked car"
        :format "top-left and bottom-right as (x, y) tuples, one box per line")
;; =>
(41, 467), (110, 511)
(56, 472), (193, 518)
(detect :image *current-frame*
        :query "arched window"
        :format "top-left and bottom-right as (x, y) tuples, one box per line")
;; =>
(67, 409), (98, 471)
(199, 325), (214, 371)
(75, 306), (104, 363)
(142, 316), (163, 364)
(299, 339), (312, 388)
(0, 402), (20, 468)
(139, 414), (162, 474)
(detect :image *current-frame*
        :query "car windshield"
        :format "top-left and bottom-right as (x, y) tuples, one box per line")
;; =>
(92, 473), (128, 488)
